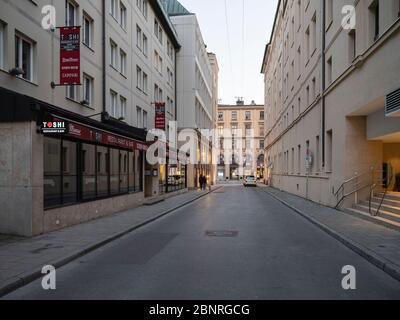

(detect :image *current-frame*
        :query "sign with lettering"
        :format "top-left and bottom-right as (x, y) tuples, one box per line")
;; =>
(59, 27), (81, 85)
(155, 102), (166, 130)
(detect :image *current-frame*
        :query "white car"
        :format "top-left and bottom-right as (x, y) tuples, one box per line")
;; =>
(243, 175), (257, 187)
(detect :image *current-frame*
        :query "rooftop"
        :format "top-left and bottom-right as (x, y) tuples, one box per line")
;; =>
(161, 0), (193, 16)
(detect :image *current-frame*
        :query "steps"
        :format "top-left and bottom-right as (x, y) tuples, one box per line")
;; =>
(344, 192), (400, 230)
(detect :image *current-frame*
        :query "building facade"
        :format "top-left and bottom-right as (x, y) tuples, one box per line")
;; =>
(261, 0), (400, 214)
(162, 0), (217, 189)
(217, 101), (265, 181)
(0, 0), (185, 236)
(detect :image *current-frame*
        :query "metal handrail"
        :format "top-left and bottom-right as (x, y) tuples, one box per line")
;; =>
(335, 168), (374, 209)
(369, 171), (394, 217)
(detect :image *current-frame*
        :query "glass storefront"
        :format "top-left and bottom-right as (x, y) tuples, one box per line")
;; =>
(44, 136), (143, 209)
(167, 164), (186, 193)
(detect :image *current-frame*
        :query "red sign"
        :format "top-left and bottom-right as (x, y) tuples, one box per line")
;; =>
(59, 27), (81, 85)
(61, 120), (148, 151)
(155, 102), (166, 130)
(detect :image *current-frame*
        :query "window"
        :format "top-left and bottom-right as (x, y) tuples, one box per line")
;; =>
(369, 1), (380, 42)
(315, 135), (320, 173)
(348, 29), (356, 62)
(310, 78), (315, 100)
(154, 19), (163, 43)
(136, 106), (142, 128)
(218, 112), (224, 121)
(143, 72), (148, 93)
(245, 111), (251, 121)
(83, 74), (93, 106)
(136, 25), (142, 49)
(66, 85), (77, 101)
(120, 2), (127, 29)
(260, 140), (264, 149)
(297, 144), (301, 173)
(120, 96), (126, 119)
(260, 111), (265, 121)
(66, 0), (77, 26)
(311, 13), (316, 53)
(143, 111), (148, 129)
(154, 19), (159, 38)
(327, 57), (332, 85)
(245, 124), (252, 137)
(231, 111), (237, 121)
(97, 146), (109, 197)
(326, 0), (333, 26)
(110, 148), (120, 195)
(110, 90), (118, 117)
(44, 137), (62, 207)
(82, 143), (96, 200)
(137, 0), (148, 19)
(110, 40), (118, 68)
(136, 66), (142, 90)
(305, 27), (310, 59)
(15, 33), (34, 81)
(154, 84), (159, 101)
(82, 13), (93, 48)
(142, 34), (148, 56)
(110, 0), (118, 18)
(0, 22), (5, 69)
(120, 49), (126, 75)
(326, 130), (333, 172)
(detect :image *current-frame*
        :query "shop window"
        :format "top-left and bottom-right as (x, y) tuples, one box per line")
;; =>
(110, 148), (120, 195)
(129, 151), (136, 192)
(97, 146), (109, 197)
(44, 137), (62, 208)
(135, 150), (143, 192)
(120, 150), (129, 193)
(82, 143), (96, 200)
(62, 140), (77, 205)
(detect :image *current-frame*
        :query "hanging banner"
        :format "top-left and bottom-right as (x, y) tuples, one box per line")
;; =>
(155, 102), (166, 130)
(59, 26), (81, 85)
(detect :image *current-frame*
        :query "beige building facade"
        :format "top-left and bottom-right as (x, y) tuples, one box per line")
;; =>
(217, 101), (265, 181)
(262, 0), (400, 217)
(0, 0), (185, 236)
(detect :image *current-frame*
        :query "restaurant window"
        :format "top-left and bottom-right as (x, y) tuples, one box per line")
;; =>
(97, 146), (109, 197)
(62, 140), (77, 205)
(44, 136), (144, 209)
(135, 150), (143, 192)
(120, 150), (129, 193)
(44, 137), (62, 208)
(110, 148), (120, 195)
(81, 143), (96, 200)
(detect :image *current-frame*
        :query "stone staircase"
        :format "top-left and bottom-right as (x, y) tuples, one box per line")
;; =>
(345, 192), (400, 230)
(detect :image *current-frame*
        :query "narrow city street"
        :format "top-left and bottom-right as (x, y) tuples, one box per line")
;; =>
(4, 185), (400, 300)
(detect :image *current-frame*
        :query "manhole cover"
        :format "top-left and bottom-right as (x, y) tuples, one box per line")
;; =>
(205, 230), (238, 237)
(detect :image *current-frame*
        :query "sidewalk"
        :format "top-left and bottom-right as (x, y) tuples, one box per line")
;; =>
(262, 187), (400, 282)
(0, 187), (220, 297)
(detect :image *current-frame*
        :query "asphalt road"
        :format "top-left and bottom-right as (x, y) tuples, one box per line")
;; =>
(4, 186), (400, 299)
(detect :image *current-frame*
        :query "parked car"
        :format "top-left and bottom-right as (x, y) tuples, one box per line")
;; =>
(243, 175), (257, 187)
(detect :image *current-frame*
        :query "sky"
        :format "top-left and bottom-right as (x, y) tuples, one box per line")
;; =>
(177, 0), (279, 105)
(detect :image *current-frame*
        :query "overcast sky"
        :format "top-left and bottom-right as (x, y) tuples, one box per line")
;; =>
(177, 0), (278, 105)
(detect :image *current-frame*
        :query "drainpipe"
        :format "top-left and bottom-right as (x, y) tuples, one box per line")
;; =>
(321, 0), (326, 168)
(102, 0), (107, 114)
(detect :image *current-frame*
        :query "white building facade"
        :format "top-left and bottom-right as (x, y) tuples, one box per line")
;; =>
(262, 0), (400, 220)
(162, 0), (216, 189)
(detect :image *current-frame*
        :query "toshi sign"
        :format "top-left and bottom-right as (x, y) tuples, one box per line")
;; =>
(155, 102), (166, 130)
(59, 27), (81, 85)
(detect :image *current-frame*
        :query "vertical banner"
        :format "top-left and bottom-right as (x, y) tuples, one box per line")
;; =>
(155, 102), (166, 130)
(59, 27), (81, 85)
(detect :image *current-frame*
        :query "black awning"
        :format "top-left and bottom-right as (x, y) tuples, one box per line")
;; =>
(0, 86), (147, 142)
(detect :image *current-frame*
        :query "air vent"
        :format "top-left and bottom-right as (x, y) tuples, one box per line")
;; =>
(386, 87), (400, 117)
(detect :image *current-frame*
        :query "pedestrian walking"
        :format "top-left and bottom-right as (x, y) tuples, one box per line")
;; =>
(199, 174), (203, 190)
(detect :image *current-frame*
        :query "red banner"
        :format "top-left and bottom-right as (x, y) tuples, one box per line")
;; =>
(59, 27), (81, 85)
(155, 102), (166, 130)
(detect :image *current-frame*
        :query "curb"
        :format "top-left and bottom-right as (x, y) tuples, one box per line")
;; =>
(0, 187), (222, 298)
(261, 188), (400, 283)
